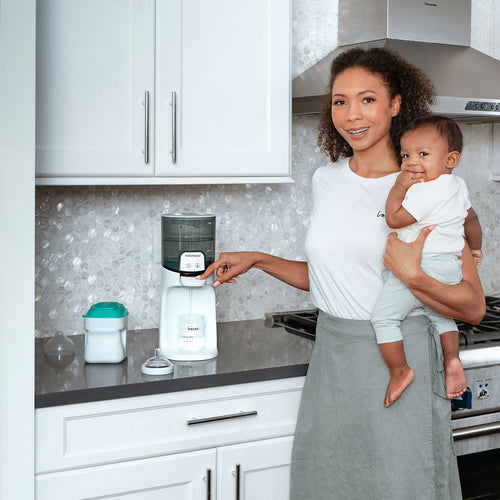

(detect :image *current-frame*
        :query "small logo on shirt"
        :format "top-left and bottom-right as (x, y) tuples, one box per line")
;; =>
(377, 211), (385, 218)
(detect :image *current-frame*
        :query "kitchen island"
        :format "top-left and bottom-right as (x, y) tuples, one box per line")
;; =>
(35, 320), (313, 499)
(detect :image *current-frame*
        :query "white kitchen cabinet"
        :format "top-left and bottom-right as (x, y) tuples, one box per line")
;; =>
(36, 436), (293, 500)
(217, 436), (293, 500)
(35, 378), (303, 499)
(36, 0), (291, 185)
(155, 0), (291, 180)
(36, 449), (216, 500)
(36, 0), (155, 178)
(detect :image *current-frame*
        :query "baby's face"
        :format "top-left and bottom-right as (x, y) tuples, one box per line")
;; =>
(400, 125), (457, 182)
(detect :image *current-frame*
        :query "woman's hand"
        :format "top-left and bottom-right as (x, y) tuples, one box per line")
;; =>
(197, 251), (259, 287)
(383, 226), (434, 283)
(197, 251), (310, 291)
(384, 228), (485, 324)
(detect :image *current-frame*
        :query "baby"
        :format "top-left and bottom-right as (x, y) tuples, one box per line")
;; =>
(371, 115), (483, 407)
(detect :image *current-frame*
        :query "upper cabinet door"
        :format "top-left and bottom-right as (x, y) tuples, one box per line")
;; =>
(156, 0), (291, 178)
(36, 0), (155, 177)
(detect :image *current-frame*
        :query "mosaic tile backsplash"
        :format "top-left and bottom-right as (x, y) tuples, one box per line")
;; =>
(35, 123), (318, 335)
(35, 0), (500, 336)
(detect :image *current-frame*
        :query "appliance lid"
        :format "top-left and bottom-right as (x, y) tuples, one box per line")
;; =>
(292, 0), (500, 123)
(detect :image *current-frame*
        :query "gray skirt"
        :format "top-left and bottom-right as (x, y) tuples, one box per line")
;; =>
(290, 312), (461, 500)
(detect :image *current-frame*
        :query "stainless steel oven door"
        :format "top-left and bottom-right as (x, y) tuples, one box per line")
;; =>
(452, 411), (500, 456)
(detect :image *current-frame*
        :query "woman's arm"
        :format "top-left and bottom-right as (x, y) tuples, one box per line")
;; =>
(383, 229), (485, 324)
(197, 251), (309, 291)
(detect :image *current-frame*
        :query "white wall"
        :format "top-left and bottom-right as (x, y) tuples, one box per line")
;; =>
(0, 0), (35, 497)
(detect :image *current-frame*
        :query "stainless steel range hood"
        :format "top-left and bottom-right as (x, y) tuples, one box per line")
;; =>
(293, 0), (500, 123)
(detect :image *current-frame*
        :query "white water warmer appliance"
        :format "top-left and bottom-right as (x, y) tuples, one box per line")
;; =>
(159, 213), (217, 361)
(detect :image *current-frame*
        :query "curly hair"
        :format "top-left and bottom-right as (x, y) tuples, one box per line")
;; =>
(317, 47), (436, 164)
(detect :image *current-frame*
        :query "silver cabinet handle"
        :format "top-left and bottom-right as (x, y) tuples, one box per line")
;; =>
(170, 91), (177, 163)
(206, 468), (212, 500)
(453, 421), (500, 440)
(144, 91), (150, 164)
(235, 463), (241, 500)
(187, 410), (258, 426)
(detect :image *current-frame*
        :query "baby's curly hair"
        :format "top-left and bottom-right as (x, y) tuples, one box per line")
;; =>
(317, 47), (435, 164)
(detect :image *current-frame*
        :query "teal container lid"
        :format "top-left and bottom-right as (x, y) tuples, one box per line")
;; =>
(83, 302), (129, 319)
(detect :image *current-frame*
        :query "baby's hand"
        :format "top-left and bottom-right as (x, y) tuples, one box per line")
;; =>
(395, 170), (424, 191)
(471, 249), (482, 269)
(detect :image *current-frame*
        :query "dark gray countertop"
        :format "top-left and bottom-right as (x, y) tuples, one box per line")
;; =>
(35, 320), (313, 408)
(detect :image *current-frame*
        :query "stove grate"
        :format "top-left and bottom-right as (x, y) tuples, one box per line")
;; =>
(267, 296), (500, 345)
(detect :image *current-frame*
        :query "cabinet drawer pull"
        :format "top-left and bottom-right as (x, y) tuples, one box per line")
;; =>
(170, 91), (177, 163)
(206, 468), (212, 500)
(235, 463), (241, 500)
(187, 410), (258, 426)
(144, 90), (150, 164)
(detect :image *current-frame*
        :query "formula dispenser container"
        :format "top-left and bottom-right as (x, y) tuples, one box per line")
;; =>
(161, 213), (216, 275)
(83, 302), (128, 363)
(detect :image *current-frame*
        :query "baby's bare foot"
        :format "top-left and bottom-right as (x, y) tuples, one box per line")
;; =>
(445, 356), (466, 399)
(384, 367), (415, 407)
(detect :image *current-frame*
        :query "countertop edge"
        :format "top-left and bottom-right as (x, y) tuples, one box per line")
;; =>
(35, 363), (309, 409)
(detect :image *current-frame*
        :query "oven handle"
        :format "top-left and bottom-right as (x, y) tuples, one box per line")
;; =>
(453, 421), (500, 440)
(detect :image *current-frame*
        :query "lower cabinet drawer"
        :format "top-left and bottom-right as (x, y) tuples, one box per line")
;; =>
(36, 378), (304, 473)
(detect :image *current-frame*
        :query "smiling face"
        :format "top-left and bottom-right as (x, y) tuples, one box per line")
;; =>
(330, 67), (401, 156)
(400, 125), (460, 182)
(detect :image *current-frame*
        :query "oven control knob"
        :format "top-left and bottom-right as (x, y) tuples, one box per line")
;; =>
(451, 387), (472, 411)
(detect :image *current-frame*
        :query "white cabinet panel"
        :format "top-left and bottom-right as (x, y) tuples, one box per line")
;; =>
(35, 0), (291, 184)
(36, 378), (304, 473)
(156, 0), (290, 178)
(217, 436), (294, 500)
(36, 0), (155, 177)
(36, 449), (215, 500)
(36, 437), (294, 500)
(36, 379), (303, 499)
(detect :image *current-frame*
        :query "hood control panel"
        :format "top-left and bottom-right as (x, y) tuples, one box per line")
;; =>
(465, 101), (500, 112)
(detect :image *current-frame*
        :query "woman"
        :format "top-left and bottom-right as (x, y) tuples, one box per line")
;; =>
(198, 48), (485, 499)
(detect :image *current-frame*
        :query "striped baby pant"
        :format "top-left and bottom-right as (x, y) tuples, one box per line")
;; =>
(371, 255), (463, 344)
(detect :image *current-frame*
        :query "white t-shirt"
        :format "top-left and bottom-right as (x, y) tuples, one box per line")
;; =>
(305, 158), (399, 320)
(399, 174), (470, 257)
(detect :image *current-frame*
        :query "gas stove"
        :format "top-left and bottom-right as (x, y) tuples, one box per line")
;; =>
(266, 296), (500, 456)
(455, 296), (500, 369)
(266, 297), (500, 366)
